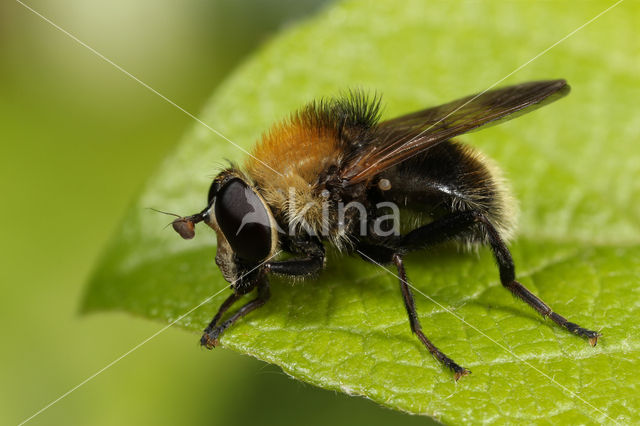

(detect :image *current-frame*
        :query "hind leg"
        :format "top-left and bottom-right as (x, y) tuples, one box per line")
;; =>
(398, 210), (600, 345)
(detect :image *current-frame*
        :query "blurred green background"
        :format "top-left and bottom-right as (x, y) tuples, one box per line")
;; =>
(0, 1), (430, 425)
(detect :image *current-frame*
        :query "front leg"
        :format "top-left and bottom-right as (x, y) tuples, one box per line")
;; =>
(202, 292), (241, 339)
(266, 235), (325, 277)
(201, 277), (271, 348)
(202, 236), (325, 348)
(265, 256), (324, 276)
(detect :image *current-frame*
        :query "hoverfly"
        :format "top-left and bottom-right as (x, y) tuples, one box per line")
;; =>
(171, 80), (599, 380)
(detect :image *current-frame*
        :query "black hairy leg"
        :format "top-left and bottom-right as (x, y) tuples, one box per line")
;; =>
(267, 235), (326, 276)
(201, 292), (242, 340)
(201, 236), (324, 348)
(399, 210), (601, 346)
(393, 253), (471, 380)
(265, 255), (324, 276)
(201, 278), (271, 348)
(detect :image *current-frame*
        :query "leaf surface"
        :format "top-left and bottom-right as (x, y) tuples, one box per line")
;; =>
(85, 1), (640, 423)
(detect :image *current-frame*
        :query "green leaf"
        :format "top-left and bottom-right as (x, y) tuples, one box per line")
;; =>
(84, 0), (640, 423)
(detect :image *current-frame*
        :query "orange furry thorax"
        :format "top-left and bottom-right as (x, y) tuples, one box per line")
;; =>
(244, 113), (345, 244)
(245, 115), (340, 189)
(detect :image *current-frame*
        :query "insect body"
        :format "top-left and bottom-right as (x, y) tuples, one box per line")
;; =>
(172, 80), (600, 380)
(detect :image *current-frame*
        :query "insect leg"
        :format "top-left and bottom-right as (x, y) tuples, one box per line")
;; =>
(266, 236), (325, 276)
(393, 253), (470, 380)
(265, 256), (324, 276)
(475, 214), (601, 346)
(399, 210), (600, 345)
(201, 292), (242, 340)
(201, 278), (271, 348)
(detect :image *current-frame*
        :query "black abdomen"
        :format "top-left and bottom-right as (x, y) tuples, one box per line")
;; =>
(378, 139), (516, 243)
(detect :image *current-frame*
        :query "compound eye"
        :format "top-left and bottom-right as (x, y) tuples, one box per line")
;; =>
(207, 180), (218, 205)
(214, 179), (272, 262)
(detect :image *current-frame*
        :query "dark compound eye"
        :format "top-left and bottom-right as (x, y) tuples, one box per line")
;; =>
(207, 179), (219, 205)
(214, 178), (272, 262)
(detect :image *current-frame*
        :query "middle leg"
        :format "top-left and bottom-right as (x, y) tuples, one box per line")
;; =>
(393, 253), (471, 380)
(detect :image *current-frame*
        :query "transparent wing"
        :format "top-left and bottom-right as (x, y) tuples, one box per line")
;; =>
(340, 80), (570, 184)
